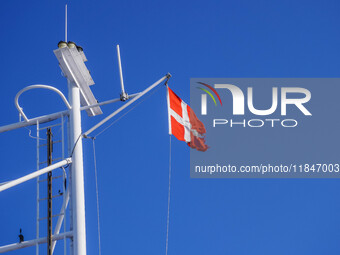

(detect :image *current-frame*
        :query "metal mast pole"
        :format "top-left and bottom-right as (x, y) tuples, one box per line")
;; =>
(68, 79), (87, 255)
(47, 128), (53, 255)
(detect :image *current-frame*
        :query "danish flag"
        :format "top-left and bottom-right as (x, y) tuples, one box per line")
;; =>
(167, 86), (208, 152)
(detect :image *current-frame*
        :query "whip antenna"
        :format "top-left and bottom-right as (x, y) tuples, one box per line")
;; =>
(116, 45), (128, 101)
(65, 4), (68, 42)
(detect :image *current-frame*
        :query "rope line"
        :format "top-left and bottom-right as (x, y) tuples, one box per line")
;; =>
(70, 134), (82, 157)
(165, 135), (172, 255)
(92, 138), (102, 255)
(94, 85), (164, 138)
(25, 127), (46, 140)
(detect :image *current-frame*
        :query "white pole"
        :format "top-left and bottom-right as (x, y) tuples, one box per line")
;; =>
(36, 121), (40, 255)
(0, 158), (71, 192)
(0, 232), (73, 253)
(51, 187), (70, 253)
(116, 45), (126, 95)
(0, 94), (138, 134)
(0, 110), (69, 133)
(68, 79), (87, 255)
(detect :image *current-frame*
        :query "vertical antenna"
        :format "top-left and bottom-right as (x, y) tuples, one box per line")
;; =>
(117, 45), (128, 101)
(65, 4), (68, 42)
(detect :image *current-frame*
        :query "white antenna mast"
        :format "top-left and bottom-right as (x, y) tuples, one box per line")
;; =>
(0, 5), (171, 253)
(65, 4), (68, 42)
(116, 45), (128, 101)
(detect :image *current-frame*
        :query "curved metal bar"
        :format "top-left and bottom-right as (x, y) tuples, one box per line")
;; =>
(15, 85), (71, 122)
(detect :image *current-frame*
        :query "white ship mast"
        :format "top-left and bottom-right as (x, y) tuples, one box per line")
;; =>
(0, 5), (170, 254)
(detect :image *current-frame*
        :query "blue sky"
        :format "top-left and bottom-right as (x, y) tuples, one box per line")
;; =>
(0, 0), (340, 254)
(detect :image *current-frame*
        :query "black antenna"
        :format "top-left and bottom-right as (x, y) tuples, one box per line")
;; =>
(18, 229), (24, 243)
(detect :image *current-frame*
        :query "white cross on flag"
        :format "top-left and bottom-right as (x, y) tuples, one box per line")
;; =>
(166, 86), (208, 152)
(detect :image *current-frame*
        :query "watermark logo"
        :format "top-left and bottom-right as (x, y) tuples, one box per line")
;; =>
(197, 82), (222, 115)
(196, 81), (312, 128)
(190, 78), (340, 179)
(199, 83), (311, 116)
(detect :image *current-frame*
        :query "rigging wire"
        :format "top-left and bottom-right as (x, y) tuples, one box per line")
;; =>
(92, 138), (102, 255)
(165, 135), (172, 255)
(94, 85), (164, 138)
(70, 134), (82, 157)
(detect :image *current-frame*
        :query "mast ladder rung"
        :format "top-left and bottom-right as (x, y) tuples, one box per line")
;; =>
(39, 193), (63, 201)
(39, 213), (65, 221)
(39, 140), (62, 147)
(39, 157), (63, 165)
(38, 175), (63, 183)
(39, 123), (62, 130)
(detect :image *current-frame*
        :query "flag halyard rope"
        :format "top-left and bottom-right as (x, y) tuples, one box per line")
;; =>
(165, 135), (172, 255)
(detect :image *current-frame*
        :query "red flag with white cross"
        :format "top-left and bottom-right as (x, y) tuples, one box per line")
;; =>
(166, 86), (208, 152)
